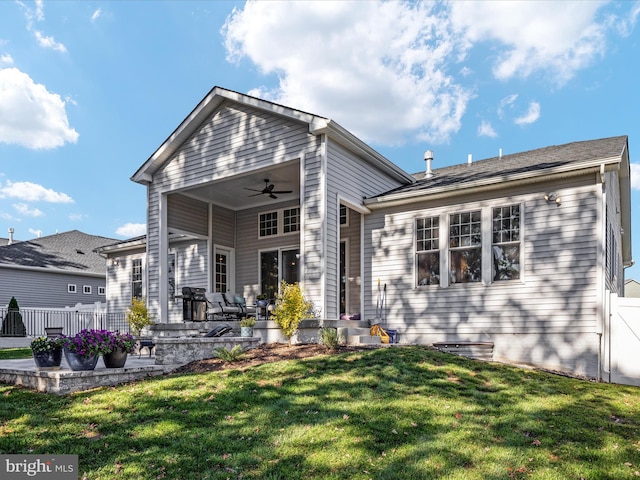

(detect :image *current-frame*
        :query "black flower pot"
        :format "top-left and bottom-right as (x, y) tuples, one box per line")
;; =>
(103, 348), (128, 368)
(63, 348), (99, 371)
(32, 347), (62, 370)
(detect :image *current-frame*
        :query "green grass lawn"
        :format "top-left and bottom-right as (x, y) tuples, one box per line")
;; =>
(0, 347), (31, 360)
(0, 346), (639, 479)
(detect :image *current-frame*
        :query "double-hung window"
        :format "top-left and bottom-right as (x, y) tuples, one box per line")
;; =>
(449, 211), (482, 283)
(416, 216), (440, 286)
(132, 258), (143, 299)
(492, 205), (521, 280)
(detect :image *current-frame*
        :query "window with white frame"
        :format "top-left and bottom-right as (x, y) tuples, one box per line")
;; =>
(449, 210), (482, 283)
(340, 204), (348, 225)
(83, 285), (92, 295)
(259, 211), (278, 237)
(68, 284), (77, 294)
(259, 208), (300, 237)
(98, 286), (106, 296)
(492, 205), (521, 281)
(132, 258), (143, 299)
(416, 216), (440, 286)
(283, 208), (300, 233)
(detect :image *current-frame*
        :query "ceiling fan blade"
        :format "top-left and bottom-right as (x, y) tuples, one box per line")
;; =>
(271, 190), (293, 194)
(269, 193), (278, 199)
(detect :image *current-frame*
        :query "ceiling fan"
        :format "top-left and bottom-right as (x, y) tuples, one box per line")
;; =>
(244, 179), (293, 199)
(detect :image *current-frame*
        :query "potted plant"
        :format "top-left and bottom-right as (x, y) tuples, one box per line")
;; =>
(126, 297), (155, 336)
(60, 329), (110, 371)
(102, 331), (136, 368)
(256, 294), (269, 308)
(30, 336), (63, 370)
(239, 316), (256, 337)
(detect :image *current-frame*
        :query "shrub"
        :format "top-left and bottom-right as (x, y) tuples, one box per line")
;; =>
(271, 281), (313, 345)
(319, 327), (342, 351)
(126, 297), (154, 335)
(214, 345), (245, 362)
(1, 296), (26, 337)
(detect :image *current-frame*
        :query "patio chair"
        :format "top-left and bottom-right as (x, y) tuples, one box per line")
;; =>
(205, 292), (243, 320)
(225, 293), (256, 317)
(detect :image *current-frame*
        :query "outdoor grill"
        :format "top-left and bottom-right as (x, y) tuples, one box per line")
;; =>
(182, 287), (207, 322)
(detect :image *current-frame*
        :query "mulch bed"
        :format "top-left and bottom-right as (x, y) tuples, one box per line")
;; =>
(172, 342), (374, 374)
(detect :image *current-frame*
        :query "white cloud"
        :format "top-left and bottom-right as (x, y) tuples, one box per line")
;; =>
(0, 67), (78, 149)
(0, 181), (73, 203)
(18, 0), (67, 53)
(13, 203), (43, 217)
(68, 213), (86, 221)
(222, 1), (472, 145)
(498, 94), (518, 119)
(0, 54), (13, 65)
(514, 101), (541, 126)
(34, 30), (67, 53)
(450, 1), (610, 85)
(478, 120), (497, 138)
(116, 222), (146, 237)
(91, 8), (102, 23)
(631, 163), (640, 191)
(615, 2), (640, 37)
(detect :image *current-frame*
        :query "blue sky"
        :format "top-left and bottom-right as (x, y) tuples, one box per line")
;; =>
(1, 0), (640, 277)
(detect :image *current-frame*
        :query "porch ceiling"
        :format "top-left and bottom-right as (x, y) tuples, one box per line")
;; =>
(183, 161), (300, 210)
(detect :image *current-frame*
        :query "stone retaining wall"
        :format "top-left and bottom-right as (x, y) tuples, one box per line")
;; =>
(154, 336), (260, 365)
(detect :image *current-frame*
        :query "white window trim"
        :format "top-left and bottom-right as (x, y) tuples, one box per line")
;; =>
(258, 245), (299, 295)
(68, 284), (77, 294)
(98, 286), (106, 296)
(257, 207), (300, 238)
(83, 285), (92, 295)
(413, 201), (525, 289)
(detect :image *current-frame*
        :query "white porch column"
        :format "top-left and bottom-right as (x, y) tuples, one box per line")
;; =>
(159, 192), (169, 323)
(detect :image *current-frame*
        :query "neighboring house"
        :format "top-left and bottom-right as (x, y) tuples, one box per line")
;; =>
(0, 230), (118, 308)
(624, 279), (640, 298)
(103, 86), (632, 379)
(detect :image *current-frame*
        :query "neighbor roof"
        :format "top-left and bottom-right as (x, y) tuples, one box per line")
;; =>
(0, 230), (118, 275)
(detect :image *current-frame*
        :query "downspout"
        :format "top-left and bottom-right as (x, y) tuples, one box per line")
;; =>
(597, 163), (609, 382)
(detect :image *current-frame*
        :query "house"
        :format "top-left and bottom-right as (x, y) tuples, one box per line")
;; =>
(624, 279), (640, 298)
(0, 230), (118, 308)
(103, 86), (632, 380)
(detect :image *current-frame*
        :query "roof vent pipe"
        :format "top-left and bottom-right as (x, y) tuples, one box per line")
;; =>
(499, 148), (502, 159)
(8, 227), (14, 245)
(468, 154), (473, 165)
(424, 150), (434, 178)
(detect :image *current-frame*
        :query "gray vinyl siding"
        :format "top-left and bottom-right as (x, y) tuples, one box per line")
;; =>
(106, 250), (145, 314)
(235, 200), (301, 301)
(324, 141), (405, 318)
(145, 101), (320, 320)
(301, 150), (324, 310)
(365, 175), (601, 361)
(0, 267), (106, 309)
(168, 194), (208, 237)
(604, 170), (623, 294)
(212, 205), (235, 247)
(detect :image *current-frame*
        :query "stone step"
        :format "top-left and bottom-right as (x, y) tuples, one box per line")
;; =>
(347, 335), (381, 345)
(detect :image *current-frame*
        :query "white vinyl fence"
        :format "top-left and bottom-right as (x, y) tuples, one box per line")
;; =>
(0, 302), (128, 338)
(605, 293), (640, 387)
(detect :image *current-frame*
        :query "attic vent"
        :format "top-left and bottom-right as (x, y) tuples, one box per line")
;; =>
(76, 249), (85, 255)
